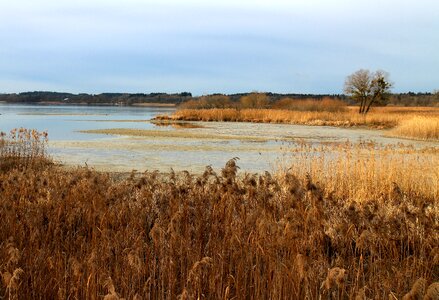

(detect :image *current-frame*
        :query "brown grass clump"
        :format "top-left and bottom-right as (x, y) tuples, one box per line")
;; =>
(0, 128), (50, 171)
(321, 267), (347, 290)
(424, 282), (439, 300)
(0, 130), (438, 299)
(402, 278), (427, 300)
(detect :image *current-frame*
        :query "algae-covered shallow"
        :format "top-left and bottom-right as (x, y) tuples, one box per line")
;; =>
(1, 103), (438, 173)
(79, 128), (272, 141)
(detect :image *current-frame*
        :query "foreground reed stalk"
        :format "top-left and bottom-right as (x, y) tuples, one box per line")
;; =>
(0, 130), (438, 299)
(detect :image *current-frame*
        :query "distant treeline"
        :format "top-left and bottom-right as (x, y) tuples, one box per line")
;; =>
(0, 92), (192, 105)
(180, 92), (439, 109)
(0, 91), (437, 107)
(232, 92), (439, 107)
(387, 92), (439, 106)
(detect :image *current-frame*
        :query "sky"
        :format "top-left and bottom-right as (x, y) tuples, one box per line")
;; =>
(0, 0), (438, 95)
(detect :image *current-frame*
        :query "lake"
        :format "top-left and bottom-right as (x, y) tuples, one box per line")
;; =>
(0, 103), (436, 173)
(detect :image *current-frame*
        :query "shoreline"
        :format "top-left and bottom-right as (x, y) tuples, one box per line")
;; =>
(155, 107), (439, 140)
(0, 101), (177, 107)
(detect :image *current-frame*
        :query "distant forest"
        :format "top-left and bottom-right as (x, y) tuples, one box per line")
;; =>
(0, 92), (192, 105)
(0, 91), (438, 107)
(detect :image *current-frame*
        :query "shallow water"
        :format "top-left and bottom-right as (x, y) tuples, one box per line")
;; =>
(1, 104), (437, 173)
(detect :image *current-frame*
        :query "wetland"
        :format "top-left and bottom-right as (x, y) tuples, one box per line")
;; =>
(1, 103), (437, 173)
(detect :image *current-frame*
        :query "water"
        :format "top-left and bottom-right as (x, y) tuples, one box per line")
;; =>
(1, 103), (437, 173)
(0, 103), (174, 140)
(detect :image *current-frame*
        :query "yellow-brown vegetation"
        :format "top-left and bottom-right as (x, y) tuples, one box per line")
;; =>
(0, 128), (50, 171)
(156, 106), (439, 139)
(272, 97), (347, 112)
(424, 282), (439, 300)
(390, 116), (439, 141)
(0, 130), (438, 299)
(285, 141), (439, 201)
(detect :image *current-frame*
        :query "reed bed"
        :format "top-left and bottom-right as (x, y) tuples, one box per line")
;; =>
(285, 141), (439, 201)
(157, 107), (439, 139)
(0, 128), (49, 171)
(0, 130), (438, 299)
(158, 108), (399, 128)
(390, 116), (439, 140)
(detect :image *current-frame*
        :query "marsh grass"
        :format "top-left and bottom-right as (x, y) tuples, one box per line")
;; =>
(157, 107), (439, 139)
(0, 130), (438, 299)
(390, 116), (439, 140)
(0, 128), (50, 171)
(158, 108), (401, 128)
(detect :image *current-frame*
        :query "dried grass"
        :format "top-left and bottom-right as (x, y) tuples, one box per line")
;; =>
(0, 130), (438, 299)
(157, 106), (439, 139)
(390, 116), (439, 140)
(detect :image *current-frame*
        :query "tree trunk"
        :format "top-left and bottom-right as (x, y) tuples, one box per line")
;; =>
(359, 96), (367, 114)
(365, 99), (375, 114)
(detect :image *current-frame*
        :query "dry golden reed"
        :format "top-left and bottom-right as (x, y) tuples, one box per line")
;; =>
(0, 130), (438, 299)
(157, 106), (439, 139)
(283, 141), (439, 201)
(402, 278), (427, 300)
(424, 282), (439, 300)
(0, 128), (49, 171)
(390, 116), (439, 140)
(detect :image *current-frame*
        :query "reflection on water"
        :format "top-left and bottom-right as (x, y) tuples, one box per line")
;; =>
(1, 103), (437, 173)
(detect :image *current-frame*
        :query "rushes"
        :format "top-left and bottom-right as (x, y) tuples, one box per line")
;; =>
(424, 282), (439, 300)
(157, 106), (439, 139)
(321, 267), (347, 291)
(285, 141), (439, 201)
(0, 134), (438, 298)
(390, 116), (439, 140)
(402, 278), (427, 300)
(0, 128), (49, 170)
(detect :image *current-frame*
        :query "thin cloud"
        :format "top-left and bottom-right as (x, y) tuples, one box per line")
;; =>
(0, 0), (438, 94)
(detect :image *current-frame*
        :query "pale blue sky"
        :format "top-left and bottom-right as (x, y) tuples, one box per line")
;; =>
(0, 0), (438, 95)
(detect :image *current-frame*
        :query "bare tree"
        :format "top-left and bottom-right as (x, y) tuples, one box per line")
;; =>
(344, 69), (392, 114)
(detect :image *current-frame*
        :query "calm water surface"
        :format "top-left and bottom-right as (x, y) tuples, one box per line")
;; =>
(0, 104), (436, 173)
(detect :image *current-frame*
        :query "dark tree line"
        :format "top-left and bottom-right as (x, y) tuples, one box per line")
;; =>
(0, 92), (192, 105)
(0, 90), (437, 107)
(387, 92), (439, 107)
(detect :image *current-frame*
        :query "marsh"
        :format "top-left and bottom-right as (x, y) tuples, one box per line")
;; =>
(1, 103), (437, 173)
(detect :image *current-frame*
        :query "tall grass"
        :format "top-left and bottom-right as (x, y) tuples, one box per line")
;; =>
(283, 141), (439, 201)
(0, 133), (438, 299)
(162, 108), (402, 128)
(157, 106), (439, 139)
(0, 128), (49, 171)
(390, 116), (439, 140)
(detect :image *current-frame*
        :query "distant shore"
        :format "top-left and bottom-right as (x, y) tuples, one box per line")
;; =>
(155, 106), (439, 140)
(0, 101), (176, 107)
